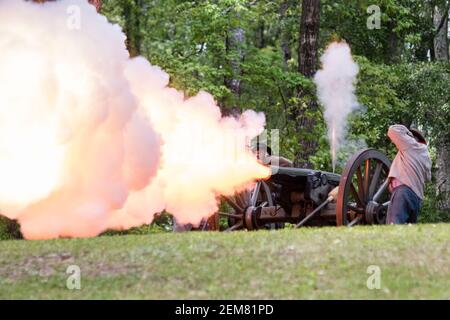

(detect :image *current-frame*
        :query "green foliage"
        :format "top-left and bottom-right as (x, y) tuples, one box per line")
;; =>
(101, 212), (173, 236)
(421, 184), (450, 223)
(0, 216), (22, 240)
(353, 56), (406, 156)
(321, 0), (447, 63)
(392, 62), (450, 140)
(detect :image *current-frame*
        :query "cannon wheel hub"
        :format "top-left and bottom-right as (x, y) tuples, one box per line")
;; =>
(365, 200), (387, 225)
(220, 181), (275, 231)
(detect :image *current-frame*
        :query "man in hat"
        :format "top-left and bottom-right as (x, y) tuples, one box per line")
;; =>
(254, 143), (294, 168)
(386, 124), (432, 224)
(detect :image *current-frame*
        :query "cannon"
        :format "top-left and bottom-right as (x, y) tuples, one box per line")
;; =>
(209, 148), (392, 231)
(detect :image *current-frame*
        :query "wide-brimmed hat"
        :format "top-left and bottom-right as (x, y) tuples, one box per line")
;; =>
(252, 142), (272, 156)
(409, 128), (427, 144)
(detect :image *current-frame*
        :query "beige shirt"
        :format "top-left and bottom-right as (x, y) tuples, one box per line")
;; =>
(388, 125), (432, 199)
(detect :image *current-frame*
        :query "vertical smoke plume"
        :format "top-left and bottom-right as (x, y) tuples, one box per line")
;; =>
(314, 42), (360, 172)
(0, 0), (270, 239)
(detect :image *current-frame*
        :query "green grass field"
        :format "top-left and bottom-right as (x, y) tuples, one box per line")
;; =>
(0, 224), (449, 299)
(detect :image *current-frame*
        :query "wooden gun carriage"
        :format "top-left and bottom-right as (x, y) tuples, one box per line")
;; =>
(209, 149), (392, 231)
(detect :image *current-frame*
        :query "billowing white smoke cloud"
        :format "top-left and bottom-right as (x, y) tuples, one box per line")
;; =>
(314, 42), (360, 172)
(0, 0), (269, 239)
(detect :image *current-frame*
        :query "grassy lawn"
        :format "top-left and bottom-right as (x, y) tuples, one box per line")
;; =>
(0, 224), (449, 299)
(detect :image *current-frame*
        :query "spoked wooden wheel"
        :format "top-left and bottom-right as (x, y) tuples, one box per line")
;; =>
(220, 181), (273, 231)
(336, 149), (391, 226)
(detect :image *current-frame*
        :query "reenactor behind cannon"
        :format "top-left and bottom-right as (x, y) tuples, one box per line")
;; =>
(233, 142), (294, 212)
(386, 125), (432, 224)
(254, 143), (294, 168)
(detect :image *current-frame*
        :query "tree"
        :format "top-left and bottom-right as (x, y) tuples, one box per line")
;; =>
(432, 1), (450, 212)
(293, 0), (321, 168)
(224, 17), (245, 113)
(433, 2), (449, 60)
(120, 0), (144, 57)
(298, 0), (321, 78)
(279, 0), (293, 69)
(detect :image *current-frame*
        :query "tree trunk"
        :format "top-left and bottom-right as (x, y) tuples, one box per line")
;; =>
(224, 22), (245, 111)
(280, 0), (292, 69)
(294, 0), (320, 168)
(256, 20), (265, 49)
(429, 36), (436, 61)
(123, 0), (143, 57)
(386, 26), (401, 63)
(436, 136), (450, 211)
(433, 5), (449, 61)
(433, 4), (450, 211)
(298, 0), (320, 78)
